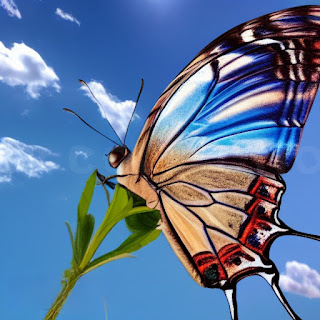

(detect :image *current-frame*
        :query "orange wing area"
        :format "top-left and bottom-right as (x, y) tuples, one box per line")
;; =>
(156, 164), (287, 288)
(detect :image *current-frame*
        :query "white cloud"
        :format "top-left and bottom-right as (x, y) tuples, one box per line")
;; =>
(0, 42), (60, 98)
(21, 109), (30, 117)
(280, 261), (320, 299)
(55, 8), (80, 26)
(74, 150), (88, 159)
(0, 175), (11, 183)
(81, 81), (136, 142)
(0, 137), (60, 183)
(0, 0), (21, 19)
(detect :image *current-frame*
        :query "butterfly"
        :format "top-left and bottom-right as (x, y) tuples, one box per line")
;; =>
(104, 5), (320, 320)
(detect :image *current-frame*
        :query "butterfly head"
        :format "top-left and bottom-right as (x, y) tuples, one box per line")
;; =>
(108, 145), (130, 168)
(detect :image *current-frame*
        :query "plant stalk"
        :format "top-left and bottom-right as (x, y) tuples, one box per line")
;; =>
(44, 273), (81, 320)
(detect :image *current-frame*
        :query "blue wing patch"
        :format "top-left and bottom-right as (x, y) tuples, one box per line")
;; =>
(148, 37), (320, 176)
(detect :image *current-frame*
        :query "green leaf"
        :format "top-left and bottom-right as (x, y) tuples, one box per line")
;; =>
(78, 185), (163, 271)
(125, 210), (161, 233)
(78, 184), (133, 269)
(75, 214), (95, 263)
(100, 180), (111, 205)
(83, 228), (161, 274)
(104, 184), (131, 222)
(82, 253), (133, 275)
(65, 222), (75, 250)
(115, 228), (161, 254)
(126, 188), (147, 208)
(65, 222), (77, 267)
(48, 177), (164, 320)
(74, 170), (97, 264)
(77, 170), (97, 221)
(83, 186), (161, 273)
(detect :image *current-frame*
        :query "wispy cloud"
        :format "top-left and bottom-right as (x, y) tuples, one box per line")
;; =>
(0, 42), (60, 98)
(55, 8), (80, 26)
(0, 175), (11, 183)
(21, 109), (30, 117)
(280, 261), (320, 298)
(0, 0), (21, 19)
(74, 150), (88, 159)
(0, 137), (60, 183)
(80, 81), (136, 142)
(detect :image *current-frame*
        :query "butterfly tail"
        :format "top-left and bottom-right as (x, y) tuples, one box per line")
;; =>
(273, 215), (320, 242)
(224, 270), (303, 320)
(284, 227), (320, 242)
(259, 270), (302, 320)
(224, 288), (239, 320)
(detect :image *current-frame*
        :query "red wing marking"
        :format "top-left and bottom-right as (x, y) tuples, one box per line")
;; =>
(246, 198), (278, 218)
(248, 176), (284, 204)
(193, 251), (227, 286)
(240, 176), (286, 254)
(219, 243), (255, 266)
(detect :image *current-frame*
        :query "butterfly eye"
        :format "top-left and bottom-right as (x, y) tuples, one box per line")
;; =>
(108, 146), (129, 168)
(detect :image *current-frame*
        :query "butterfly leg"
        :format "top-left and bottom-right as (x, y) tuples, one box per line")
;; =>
(259, 270), (301, 320)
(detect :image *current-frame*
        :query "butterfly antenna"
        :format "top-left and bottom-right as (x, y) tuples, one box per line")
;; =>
(79, 79), (124, 145)
(63, 108), (119, 145)
(123, 78), (144, 144)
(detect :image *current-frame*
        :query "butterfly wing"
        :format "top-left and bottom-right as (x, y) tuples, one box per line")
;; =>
(155, 163), (286, 288)
(119, 5), (320, 294)
(129, 5), (320, 178)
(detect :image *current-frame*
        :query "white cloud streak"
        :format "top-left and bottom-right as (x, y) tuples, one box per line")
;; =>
(0, 42), (60, 98)
(280, 261), (320, 299)
(0, 137), (60, 183)
(21, 109), (30, 117)
(55, 8), (80, 26)
(81, 81), (136, 142)
(0, 175), (11, 183)
(74, 150), (88, 159)
(0, 0), (21, 19)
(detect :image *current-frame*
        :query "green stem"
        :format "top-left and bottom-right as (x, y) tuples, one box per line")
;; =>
(43, 273), (81, 320)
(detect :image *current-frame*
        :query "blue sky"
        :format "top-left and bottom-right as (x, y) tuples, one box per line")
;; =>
(1, 0), (320, 319)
